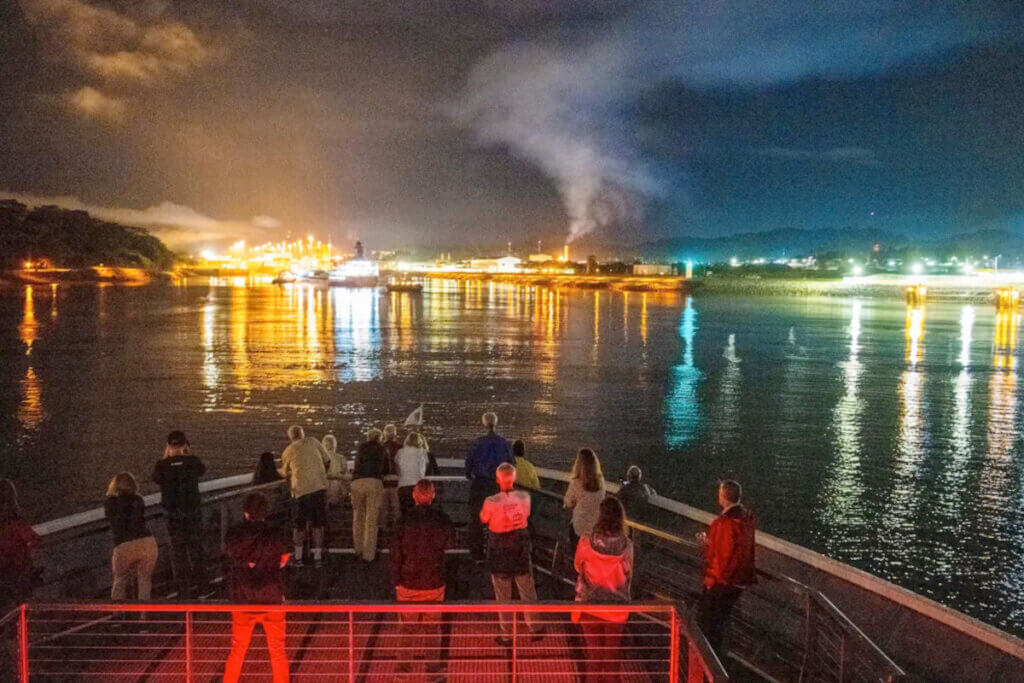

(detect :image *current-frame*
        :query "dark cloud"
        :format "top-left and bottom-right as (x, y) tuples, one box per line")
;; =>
(0, 1), (1022, 250)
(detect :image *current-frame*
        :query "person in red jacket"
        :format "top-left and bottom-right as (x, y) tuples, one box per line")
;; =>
(697, 479), (756, 653)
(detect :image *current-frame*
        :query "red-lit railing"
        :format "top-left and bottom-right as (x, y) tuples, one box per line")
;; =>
(13, 601), (728, 681)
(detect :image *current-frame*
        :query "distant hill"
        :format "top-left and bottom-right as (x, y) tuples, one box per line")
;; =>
(636, 227), (1024, 263)
(0, 200), (175, 270)
(637, 228), (902, 262)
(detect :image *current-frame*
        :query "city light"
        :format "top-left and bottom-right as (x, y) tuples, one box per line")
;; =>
(852, 265), (864, 276)
(911, 263), (924, 275)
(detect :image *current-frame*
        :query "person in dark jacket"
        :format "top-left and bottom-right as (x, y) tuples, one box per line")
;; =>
(152, 431), (207, 598)
(616, 466), (656, 520)
(253, 452), (283, 485)
(350, 428), (389, 561)
(465, 412), (514, 561)
(105, 472), (158, 602)
(0, 479), (39, 612)
(390, 479), (451, 676)
(697, 480), (756, 653)
(223, 493), (290, 683)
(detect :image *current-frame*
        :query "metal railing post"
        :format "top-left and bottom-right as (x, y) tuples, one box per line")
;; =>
(670, 607), (680, 683)
(511, 609), (518, 682)
(185, 608), (193, 682)
(18, 605), (28, 683)
(687, 641), (703, 683)
(348, 610), (355, 683)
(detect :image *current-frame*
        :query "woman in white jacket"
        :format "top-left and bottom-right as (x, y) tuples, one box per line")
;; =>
(395, 432), (429, 515)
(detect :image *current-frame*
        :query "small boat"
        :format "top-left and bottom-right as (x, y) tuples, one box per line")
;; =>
(270, 271), (297, 285)
(385, 280), (423, 293)
(298, 269), (330, 285)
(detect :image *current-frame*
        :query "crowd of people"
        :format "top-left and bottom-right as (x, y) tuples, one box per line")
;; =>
(0, 411), (757, 682)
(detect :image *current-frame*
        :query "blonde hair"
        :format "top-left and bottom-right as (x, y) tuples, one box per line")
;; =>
(404, 432), (425, 449)
(571, 449), (603, 493)
(366, 427), (383, 443)
(322, 434), (337, 454)
(107, 472), (138, 497)
(383, 424), (398, 439)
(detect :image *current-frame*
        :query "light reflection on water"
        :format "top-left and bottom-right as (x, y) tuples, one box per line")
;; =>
(2, 282), (1024, 633)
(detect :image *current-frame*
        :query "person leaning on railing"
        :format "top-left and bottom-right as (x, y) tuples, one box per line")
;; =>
(380, 424), (403, 530)
(222, 493), (291, 683)
(105, 472), (158, 603)
(152, 431), (207, 598)
(280, 425), (331, 567)
(395, 433), (429, 516)
(350, 428), (389, 562)
(696, 479), (757, 654)
(511, 439), (540, 490)
(563, 448), (606, 553)
(322, 435), (350, 507)
(573, 497), (634, 683)
(466, 412), (515, 562)
(480, 463), (544, 645)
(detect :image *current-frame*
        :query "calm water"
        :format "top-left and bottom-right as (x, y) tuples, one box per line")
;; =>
(2, 281), (1023, 632)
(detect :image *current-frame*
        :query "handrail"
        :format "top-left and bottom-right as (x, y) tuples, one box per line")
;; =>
(25, 458), (1024, 665)
(808, 591), (905, 678)
(680, 605), (730, 682)
(0, 607), (19, 629)
(536, 465), (1024, 661)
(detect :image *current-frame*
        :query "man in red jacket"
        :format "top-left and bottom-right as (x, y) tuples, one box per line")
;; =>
(697, 480), (756, 653)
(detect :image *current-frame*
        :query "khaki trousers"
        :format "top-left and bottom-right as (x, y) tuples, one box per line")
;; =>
(490, 570), (540, 634)
(111, 536), (158, 601)
(350, 478), (383, 561)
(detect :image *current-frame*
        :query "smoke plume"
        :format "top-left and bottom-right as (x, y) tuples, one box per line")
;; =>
(453, 1), (1004, 241)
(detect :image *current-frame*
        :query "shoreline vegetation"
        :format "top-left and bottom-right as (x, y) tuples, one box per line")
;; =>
(0, 200), (176, 275)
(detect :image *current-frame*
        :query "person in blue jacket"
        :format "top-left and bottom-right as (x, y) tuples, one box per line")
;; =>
(465, 412), (515, 561)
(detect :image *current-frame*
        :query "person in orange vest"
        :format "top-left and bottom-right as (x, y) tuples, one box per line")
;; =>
(697, 479), (756, 653)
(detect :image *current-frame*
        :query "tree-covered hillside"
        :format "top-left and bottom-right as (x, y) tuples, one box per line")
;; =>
(0, 200), (176, 270)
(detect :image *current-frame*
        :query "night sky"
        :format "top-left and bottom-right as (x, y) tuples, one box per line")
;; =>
(1, 1), (1022, 251)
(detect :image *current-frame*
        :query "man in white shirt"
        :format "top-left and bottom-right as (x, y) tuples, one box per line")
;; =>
(280, 425), (331, 566)
(480, 463), (544, 644)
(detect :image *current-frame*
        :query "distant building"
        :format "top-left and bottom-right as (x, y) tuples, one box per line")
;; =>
(633, 263), (675, 276)
(469, 256), (523, 272)
(528, 253), (553, 263)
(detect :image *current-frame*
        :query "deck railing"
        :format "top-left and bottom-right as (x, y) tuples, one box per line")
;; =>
(526, 485), (904, 682)
(15, 601), (708, 681)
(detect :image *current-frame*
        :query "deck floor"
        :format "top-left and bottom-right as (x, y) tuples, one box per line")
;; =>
(29, 519), (668, 681)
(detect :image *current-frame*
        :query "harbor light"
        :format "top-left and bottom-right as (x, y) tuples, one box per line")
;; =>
(911, 263), (924, 275)
(852, 265), (864, 276)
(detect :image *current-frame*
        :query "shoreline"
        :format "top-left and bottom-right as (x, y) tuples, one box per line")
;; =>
(0, 267), (174, 286)
(694, 275), (1018, 303)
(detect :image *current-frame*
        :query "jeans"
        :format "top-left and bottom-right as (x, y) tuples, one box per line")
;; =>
(579, 614), (625, 683)
(350, 478), (383, 561)
(111, 536), (158, 601)
(490, 571), (540, 635)
(223, 611), (289, 682)
(167, 514), (205, 598)
(697, 584), (743, 653)
(467, 479), (498, 561)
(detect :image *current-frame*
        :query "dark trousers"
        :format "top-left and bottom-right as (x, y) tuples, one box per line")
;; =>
(579, 615), (625, 683)
(398, 486), (415, 516)
(167, 514), (205, 598)
(467, 479), (498, 561)
(697, 584), (743, 653)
